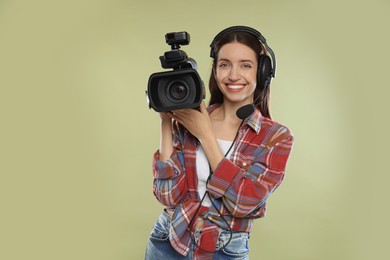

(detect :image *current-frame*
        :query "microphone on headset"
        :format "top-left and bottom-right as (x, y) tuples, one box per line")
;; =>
(236, 104), (254, 120)
(235, 93), (264, 120)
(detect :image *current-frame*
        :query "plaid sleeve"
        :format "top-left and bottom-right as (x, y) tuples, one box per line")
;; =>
(207, 125), (294, 217)
(152, 150), (184, 179)
(152, 127), (189, 207)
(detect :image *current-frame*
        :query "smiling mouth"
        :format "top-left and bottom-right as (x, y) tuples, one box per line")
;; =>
(226, 84), (245, 90)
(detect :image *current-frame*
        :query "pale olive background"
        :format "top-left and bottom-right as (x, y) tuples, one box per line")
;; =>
(1, 0), (389, 259)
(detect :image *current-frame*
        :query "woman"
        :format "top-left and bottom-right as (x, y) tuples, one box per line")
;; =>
(145, 26), (294, 260)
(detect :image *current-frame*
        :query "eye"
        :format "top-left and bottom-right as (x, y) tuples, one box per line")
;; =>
(242, 63), (253, 69)
(218, 62), (229, 68)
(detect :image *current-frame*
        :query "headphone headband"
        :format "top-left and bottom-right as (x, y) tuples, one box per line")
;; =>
(210, 25), (276, 78)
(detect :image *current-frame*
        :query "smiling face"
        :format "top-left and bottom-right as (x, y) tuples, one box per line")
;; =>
(214, 41), (258, 107)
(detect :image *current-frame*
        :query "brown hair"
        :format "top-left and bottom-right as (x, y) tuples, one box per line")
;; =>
(208, 31), (272, 119)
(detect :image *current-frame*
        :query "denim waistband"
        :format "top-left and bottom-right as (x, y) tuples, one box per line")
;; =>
(159, 210), (250, 251)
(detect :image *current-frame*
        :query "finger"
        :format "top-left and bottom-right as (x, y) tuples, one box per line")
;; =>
(175, 110), (195, 118)
(170, 111), (188, 123)
(199, 101), (208, 114)
(175, 108), (194, 115)
(169, 113), (183, 126)
(166, 112), (174, 119)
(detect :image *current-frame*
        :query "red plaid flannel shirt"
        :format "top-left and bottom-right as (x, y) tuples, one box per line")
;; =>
(152, 104), (294, 259)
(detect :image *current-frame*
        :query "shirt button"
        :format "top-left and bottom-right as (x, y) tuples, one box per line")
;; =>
(242, 162), (247, 166)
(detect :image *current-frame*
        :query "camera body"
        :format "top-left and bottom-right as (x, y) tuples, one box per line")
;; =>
(147, 32), (204, 112)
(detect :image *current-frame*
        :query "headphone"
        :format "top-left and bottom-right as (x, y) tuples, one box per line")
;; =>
(210, 25), (277, 89)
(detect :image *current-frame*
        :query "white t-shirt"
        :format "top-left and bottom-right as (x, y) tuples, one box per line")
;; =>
(196, 140), (233, 207)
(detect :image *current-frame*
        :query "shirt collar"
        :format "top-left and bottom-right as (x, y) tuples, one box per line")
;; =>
(245, 109), (262, 134)
(207, 103), (262, 134)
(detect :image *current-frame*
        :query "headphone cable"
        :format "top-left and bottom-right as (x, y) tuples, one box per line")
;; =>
(188, 119), (245, 253)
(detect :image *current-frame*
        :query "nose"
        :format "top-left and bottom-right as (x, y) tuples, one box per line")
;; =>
(228, 65), (241, 81)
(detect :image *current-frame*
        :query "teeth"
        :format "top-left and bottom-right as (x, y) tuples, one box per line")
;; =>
(228, 85), (244, 89)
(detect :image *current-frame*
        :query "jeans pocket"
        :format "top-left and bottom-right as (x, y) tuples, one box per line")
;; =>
(149, 211), (171, 241)
(220, 232), (249, 258)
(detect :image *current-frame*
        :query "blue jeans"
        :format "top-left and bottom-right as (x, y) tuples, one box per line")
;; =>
(145, 210), (250, 260)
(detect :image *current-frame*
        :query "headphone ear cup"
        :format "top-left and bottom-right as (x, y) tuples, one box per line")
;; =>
(258, 55), (272, 89)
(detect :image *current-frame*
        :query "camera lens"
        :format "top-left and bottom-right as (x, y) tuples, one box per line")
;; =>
(147, 69), (203, 111)
(167, 80), (189, 102)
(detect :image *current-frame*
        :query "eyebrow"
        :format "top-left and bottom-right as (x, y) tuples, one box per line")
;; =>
(218, 58), (255, 64)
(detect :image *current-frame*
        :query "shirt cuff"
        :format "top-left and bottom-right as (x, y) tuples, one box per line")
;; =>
(207, 158), (242, 198)
(152, 150), (182, 179)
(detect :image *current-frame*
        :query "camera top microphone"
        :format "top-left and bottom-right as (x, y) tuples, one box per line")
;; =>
(165, 32), (190, 48)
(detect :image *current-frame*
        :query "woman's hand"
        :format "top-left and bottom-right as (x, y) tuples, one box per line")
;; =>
(168, 102), (224, 171)
(168, 102), (213, 142)
(159, 111), (171, 123)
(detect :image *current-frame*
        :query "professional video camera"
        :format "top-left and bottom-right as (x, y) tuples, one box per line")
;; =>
(146, 32), (204, 112)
